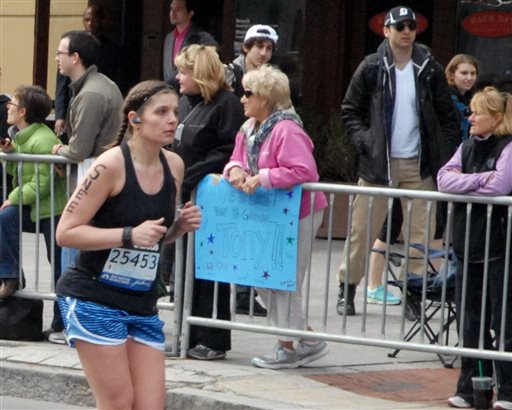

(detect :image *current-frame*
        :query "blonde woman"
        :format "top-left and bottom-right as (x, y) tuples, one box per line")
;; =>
(173, 44), (245, 360)
(438, 87), (512, 410)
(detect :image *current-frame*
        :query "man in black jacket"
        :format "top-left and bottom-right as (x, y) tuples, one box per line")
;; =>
(336, 6), (459, 316)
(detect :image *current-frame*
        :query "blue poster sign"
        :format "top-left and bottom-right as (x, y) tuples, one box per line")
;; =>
(194, 174), (302, 291)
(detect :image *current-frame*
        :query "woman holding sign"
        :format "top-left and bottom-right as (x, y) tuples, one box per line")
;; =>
(173, 44), (244, 361)
(55, 81), (201, 409)
(224, 65), (329, 369)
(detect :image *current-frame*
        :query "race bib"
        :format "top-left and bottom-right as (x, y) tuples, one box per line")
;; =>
(99, 246), (160, 292)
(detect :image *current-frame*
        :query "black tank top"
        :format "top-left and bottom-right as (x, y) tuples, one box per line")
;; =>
(57, 143), (176, 315)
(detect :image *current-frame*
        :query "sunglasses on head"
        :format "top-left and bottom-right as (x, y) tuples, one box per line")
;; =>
(391, 21), (417, 32)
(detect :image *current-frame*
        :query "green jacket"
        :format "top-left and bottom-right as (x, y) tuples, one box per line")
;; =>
(6, 123), (67, 221)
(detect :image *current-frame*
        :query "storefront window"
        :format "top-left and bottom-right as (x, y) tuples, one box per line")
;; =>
(457, 0), (512, 90)
(235, 0), (305, 105)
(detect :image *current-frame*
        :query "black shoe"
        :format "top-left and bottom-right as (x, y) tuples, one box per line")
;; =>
(187, 344), (226, 360)
(0, 279), (20, 299)
(236, 293), (267, 317)
(405, 299), (420, 321)
(336, 283), (356, 316)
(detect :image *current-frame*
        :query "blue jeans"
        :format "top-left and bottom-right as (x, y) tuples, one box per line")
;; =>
(0, 205), (63, 330)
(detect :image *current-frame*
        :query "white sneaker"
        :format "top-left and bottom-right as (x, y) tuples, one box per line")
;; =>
(164, 341), (175, 357)
(296, 340), (329, 366)
(494, 401), (512, 410)
(447, 396), (472, 408)
(48, 331), (67, 345)
(251, 344), (299, 369)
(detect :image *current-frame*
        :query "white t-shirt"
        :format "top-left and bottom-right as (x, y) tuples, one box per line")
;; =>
(390, 60), (420, 158)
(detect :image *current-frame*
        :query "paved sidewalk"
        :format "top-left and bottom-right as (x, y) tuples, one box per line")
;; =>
(0, 235), (458, 409)
(1, 336), (456, 410)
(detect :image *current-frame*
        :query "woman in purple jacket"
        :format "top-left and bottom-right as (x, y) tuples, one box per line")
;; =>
(223, 65), (328, 370)
(437, 87), (512, 410)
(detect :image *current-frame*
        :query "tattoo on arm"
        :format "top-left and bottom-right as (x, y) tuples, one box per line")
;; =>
(66, 164), (107, 213)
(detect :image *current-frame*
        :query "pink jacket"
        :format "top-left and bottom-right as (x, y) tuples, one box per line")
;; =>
(223, 118), (327, 219)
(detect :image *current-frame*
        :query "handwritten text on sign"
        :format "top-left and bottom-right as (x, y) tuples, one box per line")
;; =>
(194, 174), (302, 291)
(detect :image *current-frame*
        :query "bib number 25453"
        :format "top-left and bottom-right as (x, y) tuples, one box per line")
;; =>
(99, 247), (160, 292)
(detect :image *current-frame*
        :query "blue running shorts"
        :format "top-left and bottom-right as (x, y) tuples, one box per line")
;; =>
(57, 296), (165, 350)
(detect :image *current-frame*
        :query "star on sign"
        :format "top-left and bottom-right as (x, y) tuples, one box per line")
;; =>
(207, 233), (215, 244)
(286, 237), (295, 245)
(262, 271), (270, 279)
(287, 191), (294, 199)
(283, 207), (289, 215)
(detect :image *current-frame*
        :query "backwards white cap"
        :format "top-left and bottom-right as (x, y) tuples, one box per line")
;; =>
(244, 24), (278, 44)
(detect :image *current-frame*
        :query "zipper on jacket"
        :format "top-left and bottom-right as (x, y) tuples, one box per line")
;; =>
(413, 57), (431, 176)
(383, 56), (393, 185)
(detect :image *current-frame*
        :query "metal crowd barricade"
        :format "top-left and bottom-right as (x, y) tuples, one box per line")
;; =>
(1, 152), (74, 300)
(0, 152), (180, 354)
(179, 182), (512, 363)
(3, 153), (511, 365)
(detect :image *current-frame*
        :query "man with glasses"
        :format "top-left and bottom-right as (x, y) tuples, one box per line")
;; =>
(53, 4), (126, 139)
(336, 6), (459, 316)
(50, 32), (123, 344)
(52, 31), (122, 166)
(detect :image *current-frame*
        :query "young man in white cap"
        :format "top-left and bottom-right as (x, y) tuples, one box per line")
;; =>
(227, 24), (278, 98)
(226, 24), (279, 315)
(336, 6), (458, 315)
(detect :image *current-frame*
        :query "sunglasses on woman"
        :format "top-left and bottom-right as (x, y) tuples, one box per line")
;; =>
(391, 21), (417, 32)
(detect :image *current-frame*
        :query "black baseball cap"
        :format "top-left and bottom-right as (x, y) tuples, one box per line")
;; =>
(384, 6), (416, 27)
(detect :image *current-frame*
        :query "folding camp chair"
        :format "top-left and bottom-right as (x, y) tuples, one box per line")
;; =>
(375, 243), (458, 368)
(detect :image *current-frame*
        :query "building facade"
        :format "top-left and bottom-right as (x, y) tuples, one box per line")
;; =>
(1, 1), (511, 113)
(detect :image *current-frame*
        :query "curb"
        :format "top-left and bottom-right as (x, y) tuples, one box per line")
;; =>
(1, 362), (93, 407)
(1, 362), (305, 410)
(167, 387), (309, 410)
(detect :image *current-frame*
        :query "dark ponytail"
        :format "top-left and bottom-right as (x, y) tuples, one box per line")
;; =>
(110, 118), (129, 147)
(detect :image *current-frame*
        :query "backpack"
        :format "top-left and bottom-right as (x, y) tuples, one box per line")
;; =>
(0, 296), (44, 341)
(224, 63), (244, 98)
